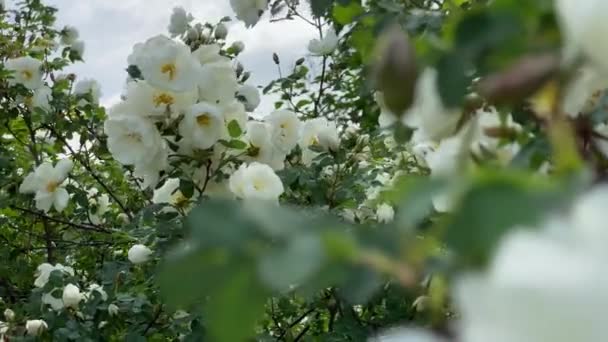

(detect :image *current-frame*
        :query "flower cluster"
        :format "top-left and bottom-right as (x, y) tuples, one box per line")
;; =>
(103, 14), (341, 204)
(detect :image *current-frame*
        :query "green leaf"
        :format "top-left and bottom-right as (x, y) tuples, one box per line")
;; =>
(218, 139), (248, 150)
(333, 2), (364, 25)
(310, 0), (334, 18)
(179, 179), (195, 199)
(436, 51), (472, 108)
(258, 232), (324, 292)
(443, 171), (574, 266)
(227, 119), (243, 138)
(205, 267), (267, 342)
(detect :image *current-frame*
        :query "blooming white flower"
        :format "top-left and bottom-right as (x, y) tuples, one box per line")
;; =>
(117, 213), (130, 224)
(42, 290), (64, 310)
(425, 133), (467, 178)
(179, 102), (224, 150)
(376, 203), (395, 223)
(86, 283), (108, 301)
(237, 84), (260, 112)
(230, 0), (268, 27)
(198, 60), (239, 105)
(74, 78), (102, 105)
(31, 85), (52, 111)
(133, 143), (169, 190)
(89, 191), (110, 225)
(5, 56), (43, 89)
(308, 27), (339, 56)
(123, 80), (197, 121)
(108, 303), (119, 316)
(33, 263), (74, 288)
(128, 244), (153, 264)
(19, 159), (73, 213)
(3, 309), (14, 322)
(60, 25), (79, 45)
(265, 109), (301, 154)
(168, 7), (193, 37)
(245, 121), (286, 170)
(104, 116), (164, 167)
(62, 283), (83, 308)
(152, 178), (188, 208)
(229, 162), (284, 201)
(25, 319), (47, 336)
(454, 186), (608, 342)
(136, 35), (200, 92)
(192, 44), (228, 65)
(299, 118), (340, 165)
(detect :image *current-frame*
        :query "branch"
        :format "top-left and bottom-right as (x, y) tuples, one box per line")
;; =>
(11, 206), (112, 234)
(314, 55), (328, 117)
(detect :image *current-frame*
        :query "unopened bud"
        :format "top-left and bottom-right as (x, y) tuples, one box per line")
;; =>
(187, 27), (199, 41)
(236, 62), (244, 77)
(477, 53), (560, 105)
(4, 308), (15, 321)
(231, 41), (245, 54)
(214, 23), (228, 39)
(272, 53), (280, 65)
(241, 71), (251, 83)
(374, 25), (418, 116)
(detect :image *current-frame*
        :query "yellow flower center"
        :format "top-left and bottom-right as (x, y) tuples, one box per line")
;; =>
(46, 181), (59, 193)
(21, 70), (33, 80)
(309, 136), (319, 146)
(171, 191), (188, 207)
(153, 93), (174, 107)
(196, 113), (212, 127)
(161, 63), (177, 81)
(280, 123), (287, 129)
(253, 179), (265, 191)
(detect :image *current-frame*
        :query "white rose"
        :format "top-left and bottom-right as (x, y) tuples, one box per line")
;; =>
(376, 203), (395, 223)
(5, 56), (43, 90)
(229, 162), (284, 201)
(60, 25), (79, 45)
(198, 61), (239, 105)
(168, 7), (193, 37)
(108, 303), (119, 316)
(128, 244), (153, 264)
(62, 283), (83, 308)
(179, 102), (225, 150)
(74, 78), (102, 105)
(265, 109), (301, 154)
(308, 28), (339, 56)
(25, 319), (48, 336)
(237, 84), (260, 112)
(230, 0), (268, 27)
(3, 309), (14, 321)
(136, 35), (200, 92)
(19, 159), (73, 213)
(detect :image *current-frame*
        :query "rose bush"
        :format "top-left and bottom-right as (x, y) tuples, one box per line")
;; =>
(1, 0), (608, 341)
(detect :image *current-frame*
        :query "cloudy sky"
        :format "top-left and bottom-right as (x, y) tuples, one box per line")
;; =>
(38, 0), (318, 112)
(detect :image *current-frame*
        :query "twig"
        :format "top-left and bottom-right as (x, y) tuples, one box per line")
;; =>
(11, 206), (112, 234)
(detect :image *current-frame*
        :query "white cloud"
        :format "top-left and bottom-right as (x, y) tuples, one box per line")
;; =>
(42, 0), (318, 114)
